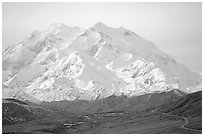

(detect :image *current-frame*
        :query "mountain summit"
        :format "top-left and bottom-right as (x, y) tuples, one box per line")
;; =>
(2, 22), (202, 102)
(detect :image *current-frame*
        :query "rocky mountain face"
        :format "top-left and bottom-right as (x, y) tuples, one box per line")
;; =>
(2, 22), (202, 102)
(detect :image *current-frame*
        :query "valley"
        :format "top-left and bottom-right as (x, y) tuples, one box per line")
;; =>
(2, 108), (201, 134)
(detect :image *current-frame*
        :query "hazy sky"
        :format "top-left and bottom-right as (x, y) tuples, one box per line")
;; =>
(2, 2), (202, 72)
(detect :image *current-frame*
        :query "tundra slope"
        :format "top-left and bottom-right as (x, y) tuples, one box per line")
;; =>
(2, 22), (201, 102)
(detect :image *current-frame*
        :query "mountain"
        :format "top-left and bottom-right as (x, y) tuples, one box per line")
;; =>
(2, 22), (202, 102)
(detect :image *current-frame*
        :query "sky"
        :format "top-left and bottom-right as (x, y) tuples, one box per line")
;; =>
(2, 2), (202, 72)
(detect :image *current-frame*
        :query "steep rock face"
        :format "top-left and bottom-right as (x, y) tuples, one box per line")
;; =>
(2, 22), (202, 102)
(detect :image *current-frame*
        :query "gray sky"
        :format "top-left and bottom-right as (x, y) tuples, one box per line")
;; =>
(2, 2), (202, 72)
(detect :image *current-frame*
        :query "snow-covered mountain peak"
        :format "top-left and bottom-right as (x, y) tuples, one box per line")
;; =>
(94, 22), (107, 28)
(43, 23), (83, 37)
(44, 23), (80, 32)
(2, 22), (202, 102)
(49, 23), (68, 28)
(94, 22), (136, 38)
